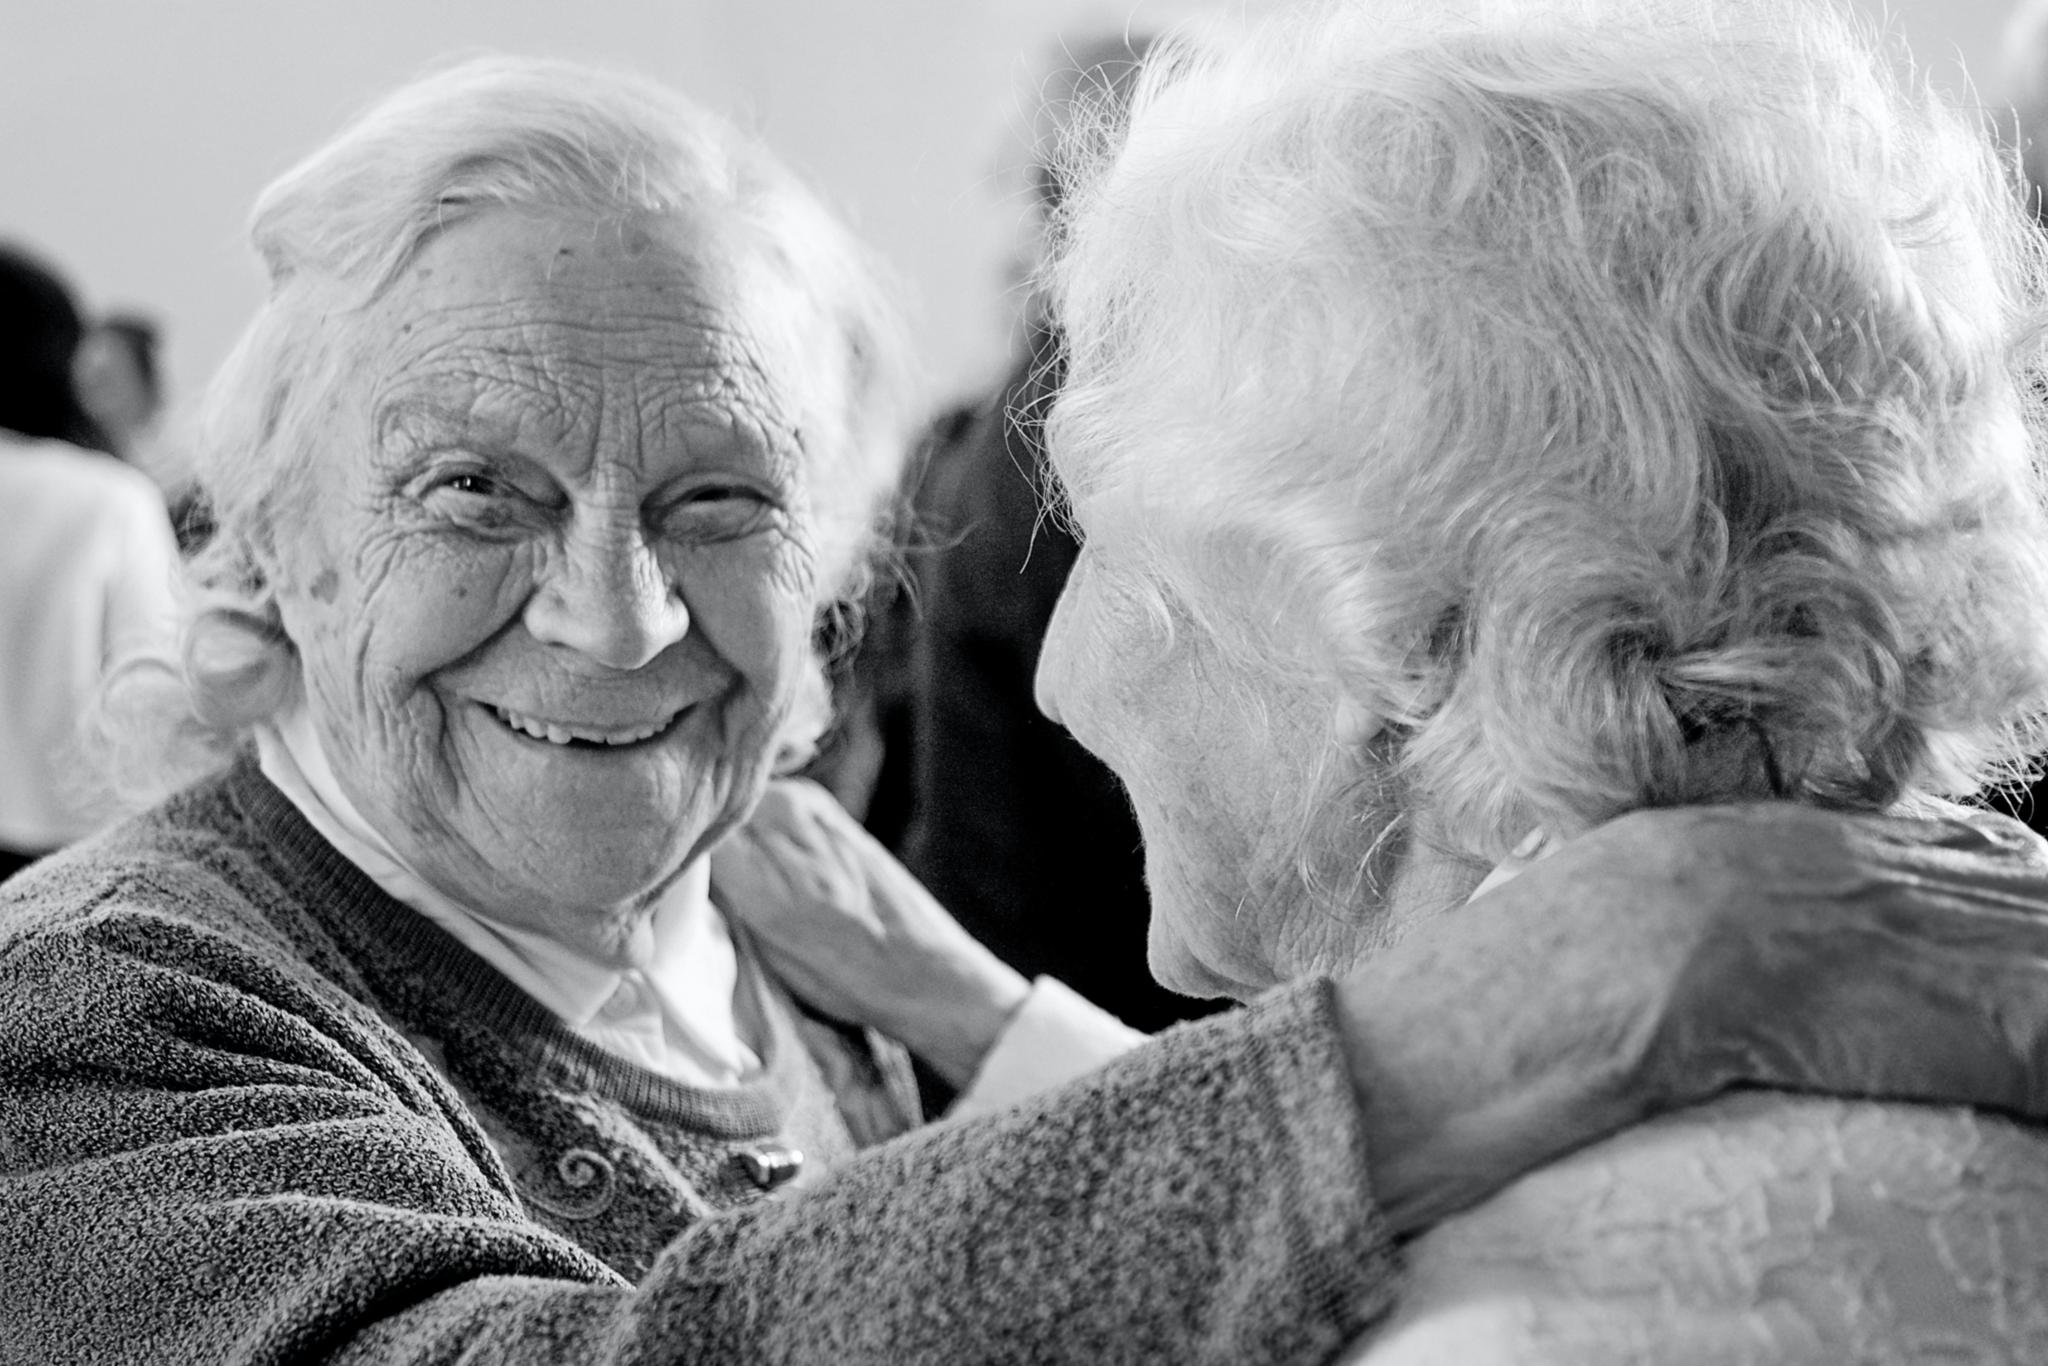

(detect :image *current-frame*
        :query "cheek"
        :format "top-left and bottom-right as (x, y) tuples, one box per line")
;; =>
(676, 538), (815, 701)
(364, 542), (527, 673)
(286, 535), (529, 724)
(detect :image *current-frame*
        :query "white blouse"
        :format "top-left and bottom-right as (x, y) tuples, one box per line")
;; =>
(1350, 1093), (2048, 1363)
(256, 706), (1143, 1103)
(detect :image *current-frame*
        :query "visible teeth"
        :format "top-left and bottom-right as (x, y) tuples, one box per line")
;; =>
(493, 706), (671, 747)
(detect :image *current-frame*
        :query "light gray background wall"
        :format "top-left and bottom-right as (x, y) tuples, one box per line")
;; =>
(0, 0), (2028, 474)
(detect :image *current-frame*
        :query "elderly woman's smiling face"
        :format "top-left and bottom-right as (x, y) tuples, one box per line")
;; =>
(267, 208), (826, 955)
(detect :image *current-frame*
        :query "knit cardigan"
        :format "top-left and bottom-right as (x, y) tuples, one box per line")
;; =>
(0, 758), (1396, 1365)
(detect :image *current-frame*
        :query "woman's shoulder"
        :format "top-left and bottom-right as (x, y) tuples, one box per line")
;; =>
(0, 763), (313, 969)
(1352, 1092), (2048, 1364)
(0, 762), (447, 1124)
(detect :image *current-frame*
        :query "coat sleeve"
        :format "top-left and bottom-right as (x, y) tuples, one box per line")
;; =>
(0, 907), (1397, 1366)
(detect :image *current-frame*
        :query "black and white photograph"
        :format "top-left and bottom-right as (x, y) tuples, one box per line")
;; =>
(4, 1), (2048, 1361)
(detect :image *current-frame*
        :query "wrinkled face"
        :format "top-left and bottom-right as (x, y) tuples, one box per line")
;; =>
(1035, 542), (1414, 999)
(267, 208), (829, 958)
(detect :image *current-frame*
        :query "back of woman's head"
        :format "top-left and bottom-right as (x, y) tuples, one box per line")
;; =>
(1050, 0), (2048, 859)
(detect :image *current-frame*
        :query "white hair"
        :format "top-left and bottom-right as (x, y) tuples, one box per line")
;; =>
(101, 56), (921, 799)
(1049, 0), (2048, 865)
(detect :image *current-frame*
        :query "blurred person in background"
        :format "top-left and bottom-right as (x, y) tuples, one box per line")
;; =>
(11, 51), (2048, 1366)
(886, 31), (1217, 1034)
(72, 311), (165, 464)
(71, 309), (221, 550)
(0, 242), (178, 881)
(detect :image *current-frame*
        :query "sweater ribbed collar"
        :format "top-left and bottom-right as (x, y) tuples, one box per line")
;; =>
(223, 754), (809, 1139)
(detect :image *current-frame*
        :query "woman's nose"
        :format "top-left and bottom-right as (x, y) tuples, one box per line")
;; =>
(523, 529), (691, 672)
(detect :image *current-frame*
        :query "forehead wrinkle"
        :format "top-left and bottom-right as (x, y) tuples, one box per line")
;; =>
(370, 367), (580, 467)
(375, 298), (588, 392)
(368, 256), (818, 486)
(622, 312), (810, 487)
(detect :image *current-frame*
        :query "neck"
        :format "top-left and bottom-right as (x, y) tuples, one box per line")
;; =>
(1370, 819), (1494, 960)
(549, 857), (714, 970)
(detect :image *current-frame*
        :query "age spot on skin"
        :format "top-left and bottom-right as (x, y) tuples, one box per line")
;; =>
(310, 569), (340, 604)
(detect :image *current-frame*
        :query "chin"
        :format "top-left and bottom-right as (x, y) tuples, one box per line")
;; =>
(1144, 865), (1284, 1002)
(1147, 928), (1266, 1003)
(534, 857), (671, 909)
(470, 822), (698, 914)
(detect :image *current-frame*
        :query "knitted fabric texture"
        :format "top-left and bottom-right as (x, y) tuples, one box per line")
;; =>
(0, 758), (1396, 1364)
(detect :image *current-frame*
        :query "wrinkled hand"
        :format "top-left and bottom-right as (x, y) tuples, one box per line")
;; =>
(711, 779), (1031, 1087)
(1335, 802), (2048, 1233)
(1644, 804), (2048, 1110)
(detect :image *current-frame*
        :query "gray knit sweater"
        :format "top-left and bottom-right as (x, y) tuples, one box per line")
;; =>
(0, 758), (1396, 1364)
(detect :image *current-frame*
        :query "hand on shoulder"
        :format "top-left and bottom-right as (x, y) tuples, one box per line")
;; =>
(711, 780), (1030, 1087)
(1332, 802), (2048, 1233)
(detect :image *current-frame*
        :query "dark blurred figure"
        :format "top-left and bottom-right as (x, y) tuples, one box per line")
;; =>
(0, 243), (179, 881)
(882, 35), (1219, 1033)
(73, 312), (164, 463)
(0, 243), (112, 452)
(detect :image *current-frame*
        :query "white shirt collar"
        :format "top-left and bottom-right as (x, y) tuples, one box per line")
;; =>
(255, 706), (761, 1085)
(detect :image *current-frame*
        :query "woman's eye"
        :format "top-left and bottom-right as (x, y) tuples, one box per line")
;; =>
(440, 472), (500, 497)
(418, 467), (538, 530)
(421, 468), (510, 502)
(658, 484), (776, 540)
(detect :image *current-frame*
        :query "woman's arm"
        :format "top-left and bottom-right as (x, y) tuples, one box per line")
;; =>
(723, 789), (2048, 1237)
(0, 918), (1390, 1365)
(11, 800), (2045, 1364)
(712, 781), (1149, 1118)
(710, 779), (1038, 1090)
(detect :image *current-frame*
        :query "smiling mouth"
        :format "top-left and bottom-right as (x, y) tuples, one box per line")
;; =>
(487, 704), (684, 749)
